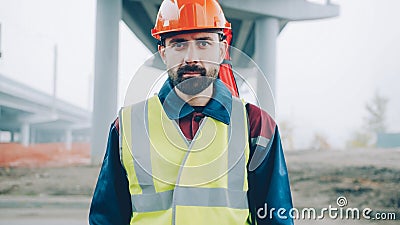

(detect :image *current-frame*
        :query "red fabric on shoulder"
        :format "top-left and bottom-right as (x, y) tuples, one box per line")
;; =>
(246, 103), (276, 140)
(114, 118), (120, 133)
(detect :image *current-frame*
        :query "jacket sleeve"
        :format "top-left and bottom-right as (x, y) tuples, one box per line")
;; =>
(89, 122), (132, 225)
(248, 127), (294, 225)
(246, 104), (294, 225)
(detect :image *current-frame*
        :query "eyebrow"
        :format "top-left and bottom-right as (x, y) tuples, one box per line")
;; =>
(195, 37), (214, 41)
(168, 38), (187, 44)
(168, 36), (215, 45)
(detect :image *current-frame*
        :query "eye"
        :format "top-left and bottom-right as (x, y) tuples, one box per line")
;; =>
(171, 42), (186, 50)
(197, 40), (211, 48)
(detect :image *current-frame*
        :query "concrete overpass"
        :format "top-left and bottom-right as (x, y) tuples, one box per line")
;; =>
(0, 73), (91, 149)
(91, 0), (340, 163)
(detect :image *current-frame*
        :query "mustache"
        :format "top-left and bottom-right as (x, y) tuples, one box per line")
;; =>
(177, 65), (207, 78)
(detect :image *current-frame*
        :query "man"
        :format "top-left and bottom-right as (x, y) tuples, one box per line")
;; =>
(89, 0), (293, 224)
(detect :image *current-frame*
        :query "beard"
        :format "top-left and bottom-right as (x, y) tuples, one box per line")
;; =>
(169, 64), (218, 95)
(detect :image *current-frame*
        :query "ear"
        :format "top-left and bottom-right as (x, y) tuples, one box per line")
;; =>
(218, 40), (228, 64)
(158, 45), (167, 64)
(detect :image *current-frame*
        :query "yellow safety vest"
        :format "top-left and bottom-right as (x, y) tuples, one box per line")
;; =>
(119, 96), (250, 225)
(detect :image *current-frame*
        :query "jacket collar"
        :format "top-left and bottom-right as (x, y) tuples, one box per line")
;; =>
(158, 78), (232, 125)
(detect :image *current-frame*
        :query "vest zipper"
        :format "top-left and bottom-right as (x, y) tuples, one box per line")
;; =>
(171, 117), (208, 225)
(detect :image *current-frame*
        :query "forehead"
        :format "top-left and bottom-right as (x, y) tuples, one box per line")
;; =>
(165, 32), (220, 43)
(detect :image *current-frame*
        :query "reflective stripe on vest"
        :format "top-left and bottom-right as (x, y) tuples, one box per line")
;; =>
(120, 96), (250, 225)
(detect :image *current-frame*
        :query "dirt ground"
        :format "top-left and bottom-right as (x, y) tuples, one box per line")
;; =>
(286, 148), (400, 225)
(0, 142), (93, 225)
(0, 143), (399, 224)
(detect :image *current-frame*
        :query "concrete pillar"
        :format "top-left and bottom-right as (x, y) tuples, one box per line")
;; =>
(21, 123), (29, 146)
(65, 129), (72, 151)
(91, 0), (121, 164)
(254, 17), (279, 100)
(52, 45), (58, 113)
(30, 128), (36, 145)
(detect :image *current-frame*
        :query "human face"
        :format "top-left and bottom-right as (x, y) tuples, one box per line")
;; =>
(159, 31), (227, 95)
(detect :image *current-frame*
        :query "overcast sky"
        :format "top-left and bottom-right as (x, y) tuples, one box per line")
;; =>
(277, 0), (400, 148)
(0, 0), (399, 149)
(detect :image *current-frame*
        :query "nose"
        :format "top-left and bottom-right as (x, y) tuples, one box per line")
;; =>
(184, 41), (199, 64)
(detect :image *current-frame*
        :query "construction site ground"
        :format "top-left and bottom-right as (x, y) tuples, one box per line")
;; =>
(0, 143), (399, 224)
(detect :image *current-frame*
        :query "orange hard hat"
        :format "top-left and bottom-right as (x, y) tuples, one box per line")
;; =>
(151, 0), (231, 40)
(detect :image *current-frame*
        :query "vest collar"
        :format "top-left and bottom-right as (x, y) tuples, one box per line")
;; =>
(158, 78), (232, 125)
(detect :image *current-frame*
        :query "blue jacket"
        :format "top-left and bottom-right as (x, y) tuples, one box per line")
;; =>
(89, 79), (293, 225)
